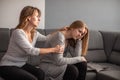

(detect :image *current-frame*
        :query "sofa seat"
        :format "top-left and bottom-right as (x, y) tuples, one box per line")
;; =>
(97, 70), (120, 80)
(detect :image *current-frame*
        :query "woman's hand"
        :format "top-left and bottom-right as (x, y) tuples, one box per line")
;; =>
(81, 57), (87, 62)
(79, 28), (87, 40)
(54, 45), (64, 53)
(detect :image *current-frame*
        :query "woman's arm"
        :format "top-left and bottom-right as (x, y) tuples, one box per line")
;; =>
(36, 31), (48, 41)
(40, 45), (63, 54)
(69, 39), (82, 57)
(13, 29), (62, 56)
(49, 32), (83, 65)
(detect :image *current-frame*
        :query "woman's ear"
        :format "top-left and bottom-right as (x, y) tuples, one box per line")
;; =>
(27, 16), (31, 21)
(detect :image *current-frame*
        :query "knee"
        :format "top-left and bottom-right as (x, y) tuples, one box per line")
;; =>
(36, 68), (45, 80)
(81, 61), (87, 68)
(76, 61), (87, 68)
(67, 65), (79, 78)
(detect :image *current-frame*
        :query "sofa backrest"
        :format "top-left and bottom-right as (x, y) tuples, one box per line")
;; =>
(0, 28), (10, 60)
(0, 28), (119, 66)
(109, 33), (120, 65)
(45, 29), (58, 35)
(85, 30), (107, 62)
(100, 31), (117, 58)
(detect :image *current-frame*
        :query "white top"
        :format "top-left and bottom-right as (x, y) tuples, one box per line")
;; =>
(0, 29), (47, 67)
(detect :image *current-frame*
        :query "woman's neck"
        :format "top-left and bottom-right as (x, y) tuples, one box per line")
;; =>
(23, 26), (33, 43)
(23, 24), (33, 33)
(61, 30), (72, 39)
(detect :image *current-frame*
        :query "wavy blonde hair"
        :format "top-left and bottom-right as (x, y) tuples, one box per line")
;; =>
(67, 20), (89, 56)
(15, 6), (41, 40)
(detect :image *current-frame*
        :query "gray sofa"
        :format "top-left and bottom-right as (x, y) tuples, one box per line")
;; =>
(0, 28), (120, 80)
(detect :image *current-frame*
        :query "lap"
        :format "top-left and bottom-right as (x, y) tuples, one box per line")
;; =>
(0, 66), (37, 80)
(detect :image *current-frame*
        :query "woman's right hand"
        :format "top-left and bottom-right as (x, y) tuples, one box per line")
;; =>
(54, 45), (64, 53)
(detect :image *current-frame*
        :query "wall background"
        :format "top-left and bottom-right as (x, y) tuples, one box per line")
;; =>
(0, 0), (120, 31)
(45, 0), (120, 31)
(0, 0), (45, 29)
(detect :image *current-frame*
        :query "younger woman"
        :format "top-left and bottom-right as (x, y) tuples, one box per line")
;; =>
(39, 20), (89, 80)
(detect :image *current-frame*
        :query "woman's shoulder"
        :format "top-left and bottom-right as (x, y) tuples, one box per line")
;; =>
(52, 31), (64, 40)
(12, 29), (25, 36)
(12, 29), (23, 33)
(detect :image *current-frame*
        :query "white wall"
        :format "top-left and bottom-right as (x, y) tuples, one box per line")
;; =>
(45, 0), (120, 31)
(0, 0), (45, 29)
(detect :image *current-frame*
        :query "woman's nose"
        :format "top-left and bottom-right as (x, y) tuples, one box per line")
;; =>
(38, 18), (40, 21)
(78, 33), (82, 36)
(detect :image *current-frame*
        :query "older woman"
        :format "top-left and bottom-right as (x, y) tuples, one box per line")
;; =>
(0, 6), (63, 80)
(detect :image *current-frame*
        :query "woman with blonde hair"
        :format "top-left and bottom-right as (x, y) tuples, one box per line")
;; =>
(39, 20), (89, 80)
(0, 6), (63, 80)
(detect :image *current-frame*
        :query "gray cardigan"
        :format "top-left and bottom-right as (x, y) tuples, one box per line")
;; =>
(39, 31), (83, 80)
(0, 29), (47, 67)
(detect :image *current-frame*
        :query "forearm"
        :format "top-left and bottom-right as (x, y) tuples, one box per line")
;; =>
(57, 56), (82, 65)
(39, 48), (55, 54)
(70, 40), (82, 57)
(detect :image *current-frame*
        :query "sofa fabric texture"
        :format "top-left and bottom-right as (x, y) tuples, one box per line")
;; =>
(0, 28), (120, 80)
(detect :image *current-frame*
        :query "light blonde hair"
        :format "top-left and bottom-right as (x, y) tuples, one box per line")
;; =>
(67, 20), (89, 56)
(15, 6), (41, 40)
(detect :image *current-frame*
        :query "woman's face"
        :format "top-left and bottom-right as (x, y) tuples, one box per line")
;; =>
(29, 10), (40, 28)
(71, 27), (86, 40)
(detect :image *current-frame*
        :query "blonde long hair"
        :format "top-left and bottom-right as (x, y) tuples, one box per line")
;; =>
(67, 20), (89, 56)
(15, 6), (41, 40)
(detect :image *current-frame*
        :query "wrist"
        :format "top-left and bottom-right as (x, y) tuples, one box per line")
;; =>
(51, 47), (56, 53)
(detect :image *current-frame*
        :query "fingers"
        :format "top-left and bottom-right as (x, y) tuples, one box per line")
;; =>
(81, 57), (87, 62)
(55, 45), (64, 53)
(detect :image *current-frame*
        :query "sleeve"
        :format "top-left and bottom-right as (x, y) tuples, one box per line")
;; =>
(36, 31), (51, 41)
(49, 32), (82, 66)
(69, 39), (82, 57)
(36, 31), (48, 41)
(13, 30), (40, 55)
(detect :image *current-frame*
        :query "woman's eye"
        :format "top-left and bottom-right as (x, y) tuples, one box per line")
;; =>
(79, 30), (82, 33)
(81, 33), (84, 36)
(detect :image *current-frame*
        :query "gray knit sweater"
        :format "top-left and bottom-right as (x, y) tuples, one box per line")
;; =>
(39, 31), (83, 80)
(0, 29), (47, 67)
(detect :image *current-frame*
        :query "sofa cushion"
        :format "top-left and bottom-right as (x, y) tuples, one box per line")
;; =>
(113, 34), (120, 51)
(88, 62), (120, 72)
(0, 52), (6, 61)
(86, 72), (96, 80)
(0, 28), (10, 52)
(86, 30), (107, 62)
(100, 31), (117, 58)
(109, 52), (120, 66)
(45, 29), (58, 35)
(109, 33), (120, 65)
(88, 30), (103, 50)
(86, 50), (106, 62)
(97, 70), (120, 80)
